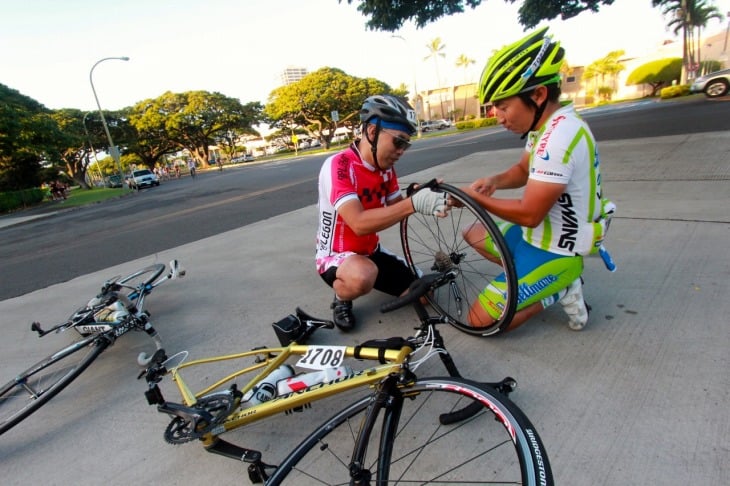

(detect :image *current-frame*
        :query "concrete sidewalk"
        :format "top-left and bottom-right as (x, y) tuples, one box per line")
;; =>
(1, 132), (728, 485)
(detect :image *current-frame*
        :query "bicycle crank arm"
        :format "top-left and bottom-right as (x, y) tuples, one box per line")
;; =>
(205, 438), (262, 463)
(157, 402), (214, 429)
(204, 439), (277, 484)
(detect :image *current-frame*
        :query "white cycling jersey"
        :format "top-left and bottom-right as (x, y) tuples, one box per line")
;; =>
(524, 103), (604, 256)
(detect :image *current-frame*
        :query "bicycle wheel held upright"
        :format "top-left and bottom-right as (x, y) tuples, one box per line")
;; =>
(0, 337), (107, 435)
(270, 377), (552, 485)
(401, 183), (518, 336)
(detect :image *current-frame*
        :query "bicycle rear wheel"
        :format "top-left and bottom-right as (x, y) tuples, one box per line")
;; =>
(269, 377), (552, 485)
(0, 337), (107, 435)
(401, 183), (518, 336)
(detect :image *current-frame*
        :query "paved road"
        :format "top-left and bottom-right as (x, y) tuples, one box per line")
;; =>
(2, 97), (728, 300)
(1, 113), (728, 484)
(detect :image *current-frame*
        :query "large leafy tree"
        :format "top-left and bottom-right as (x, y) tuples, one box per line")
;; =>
(48, 109), (98, 188)
(341, 0), (615, 30)
(124, 105), (182, 170)
(130, 91), (263, 167)
(265, 68), (391, 148)
(625, 58), (683, 96)
(0, 84), (62, 190)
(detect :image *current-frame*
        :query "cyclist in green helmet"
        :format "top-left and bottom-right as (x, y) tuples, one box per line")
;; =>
(462, 27), (613, 333)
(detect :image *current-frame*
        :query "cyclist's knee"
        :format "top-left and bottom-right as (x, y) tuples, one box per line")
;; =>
(468, 300), (496, 328)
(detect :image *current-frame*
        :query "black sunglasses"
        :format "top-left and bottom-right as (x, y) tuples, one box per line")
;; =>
(381, 129), (412, 151)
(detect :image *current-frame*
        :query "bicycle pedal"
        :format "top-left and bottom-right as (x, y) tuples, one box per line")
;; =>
(205, 438), (262, 463)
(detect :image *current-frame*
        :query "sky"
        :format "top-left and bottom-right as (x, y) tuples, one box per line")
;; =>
(2, 0), (730, 112)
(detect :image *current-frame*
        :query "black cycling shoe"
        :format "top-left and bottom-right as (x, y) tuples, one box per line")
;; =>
(331, 297), (356, 332)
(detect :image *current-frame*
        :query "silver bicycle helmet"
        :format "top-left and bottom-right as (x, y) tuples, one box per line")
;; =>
(359, 95), (418, 135)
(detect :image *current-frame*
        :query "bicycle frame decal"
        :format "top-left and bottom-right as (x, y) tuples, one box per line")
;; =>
(76, 324), (113, 334)
(271, 367), (368, 402)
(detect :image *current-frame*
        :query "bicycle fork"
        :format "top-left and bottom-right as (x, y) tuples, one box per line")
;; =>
(348, 373), (409, 486)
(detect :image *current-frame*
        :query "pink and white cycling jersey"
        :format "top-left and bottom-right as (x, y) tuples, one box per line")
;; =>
(316, 145), (401, 273)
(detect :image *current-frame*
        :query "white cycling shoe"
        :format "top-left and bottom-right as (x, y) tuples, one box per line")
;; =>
(559, 278), (590, 331)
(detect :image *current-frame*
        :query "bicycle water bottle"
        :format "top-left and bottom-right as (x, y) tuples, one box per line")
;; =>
(599, 245), (617, 272)
(276, 366), (353, 395)
(241, 364), (295, 407)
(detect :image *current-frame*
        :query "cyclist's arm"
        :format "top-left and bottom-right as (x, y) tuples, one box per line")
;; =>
(466, 153), (565, 228)
(338, 197), (415, 236)
(467, 175), (565, 228)
(471, 151), (531, 195)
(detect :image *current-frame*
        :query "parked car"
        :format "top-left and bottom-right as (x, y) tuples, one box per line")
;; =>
(690, 68), (730, 98)
(127, 169), (160, 190)
(419, 120), (446, 132)
(231, 154), (255, 163)
(104, 174), (123, 188)
(265, 145), (287, 155)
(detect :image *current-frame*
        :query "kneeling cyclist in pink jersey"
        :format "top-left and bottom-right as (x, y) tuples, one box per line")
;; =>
(315, 95), (448, 331)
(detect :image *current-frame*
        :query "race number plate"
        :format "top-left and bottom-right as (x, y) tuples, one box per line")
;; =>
(296, 345), (347, 370)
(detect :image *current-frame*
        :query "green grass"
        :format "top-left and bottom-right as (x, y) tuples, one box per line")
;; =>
(59, 186), (129, 208)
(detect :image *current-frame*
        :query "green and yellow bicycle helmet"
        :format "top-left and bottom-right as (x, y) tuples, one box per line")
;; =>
(479, 26), (565, 104)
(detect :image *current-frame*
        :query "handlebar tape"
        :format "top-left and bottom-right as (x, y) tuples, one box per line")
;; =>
(380, 272), (445, 313)
(405, 178), (440, 197)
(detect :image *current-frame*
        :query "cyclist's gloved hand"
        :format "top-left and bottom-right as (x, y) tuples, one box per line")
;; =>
(411, 189), (449, 217)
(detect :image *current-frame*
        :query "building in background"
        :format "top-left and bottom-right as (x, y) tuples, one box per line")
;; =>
(280, 67), (308, 86)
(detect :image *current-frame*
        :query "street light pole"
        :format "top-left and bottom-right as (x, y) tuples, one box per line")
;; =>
(89, 56), (129, 188)
(391, 35), (422, 138)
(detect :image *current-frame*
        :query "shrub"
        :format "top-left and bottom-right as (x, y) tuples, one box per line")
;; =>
(659, 84), (690, 99)
(455, 117), (499, 130)
(0, 188), (46, 212)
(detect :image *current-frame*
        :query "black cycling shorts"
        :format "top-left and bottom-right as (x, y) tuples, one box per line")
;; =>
(320, 246), (416, 296)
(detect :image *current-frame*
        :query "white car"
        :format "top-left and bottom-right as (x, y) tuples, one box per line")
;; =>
(231, 154), (255, 163)
(127, 169), (160, 190)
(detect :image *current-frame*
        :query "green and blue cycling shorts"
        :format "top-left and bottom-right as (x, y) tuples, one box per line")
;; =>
(480, 222), (583, 319)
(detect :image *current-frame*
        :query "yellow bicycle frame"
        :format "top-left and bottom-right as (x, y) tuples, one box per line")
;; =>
(166, 344), (414, 442)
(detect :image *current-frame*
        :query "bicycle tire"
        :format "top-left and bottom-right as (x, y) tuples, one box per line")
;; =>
(401, 182), (518, 336)
(268, 377), (552, 485)
(0, 337), (108, 435)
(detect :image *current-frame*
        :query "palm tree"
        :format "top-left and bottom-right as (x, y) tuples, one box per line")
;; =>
(583, 50), (626, 101)
(424, 37), (446, 118)
(455, 54), (475, 120)
(692, 1), (724, 74)
(653, 0), (723, 82)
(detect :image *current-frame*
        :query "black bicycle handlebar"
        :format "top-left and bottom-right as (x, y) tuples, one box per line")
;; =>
(380, 270), (456, 314)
